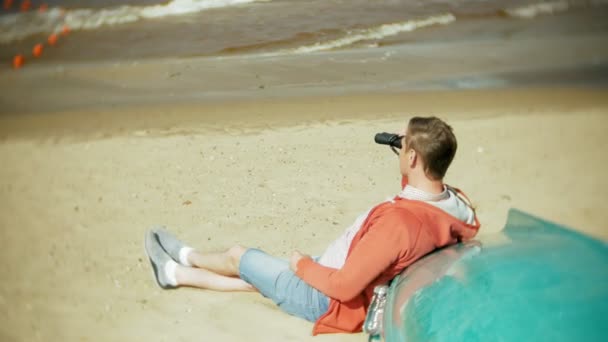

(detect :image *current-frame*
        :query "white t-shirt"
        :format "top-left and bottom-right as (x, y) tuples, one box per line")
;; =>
(317, 185), (475, 269)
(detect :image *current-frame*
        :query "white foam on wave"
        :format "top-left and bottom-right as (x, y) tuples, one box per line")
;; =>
(505, 0), (570, 18)
(505, 0), (608, 19)
(285, 14), (455, 54)
(0, 0), (268, 44)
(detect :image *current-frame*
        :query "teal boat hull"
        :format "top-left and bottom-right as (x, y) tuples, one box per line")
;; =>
(381, 209), (608, 342)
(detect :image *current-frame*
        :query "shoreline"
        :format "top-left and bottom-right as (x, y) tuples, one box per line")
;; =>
(2, 30), (607, 117)
(1, 87), (607, 141)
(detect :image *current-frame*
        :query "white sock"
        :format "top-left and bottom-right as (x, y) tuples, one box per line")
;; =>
(179, 247), (194, 267)
(164, 260), (178, 286)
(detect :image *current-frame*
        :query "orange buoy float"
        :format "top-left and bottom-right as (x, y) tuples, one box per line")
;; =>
(3, 0), (13, 10)
(48, 33), (58, 45)
(38, 3), (47, 12)
(61, 25), (70, 36)
(32, 43), (44, 57)
(13, 55), (24, 69)
(20, 0), (31, 12)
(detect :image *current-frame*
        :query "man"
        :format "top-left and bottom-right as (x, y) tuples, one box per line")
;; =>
(144, 116), (480, 334)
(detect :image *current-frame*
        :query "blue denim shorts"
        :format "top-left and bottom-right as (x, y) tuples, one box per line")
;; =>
(238, 248), (329, 322)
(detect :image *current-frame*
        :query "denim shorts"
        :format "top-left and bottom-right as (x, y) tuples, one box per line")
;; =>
(238, 248), (330, 322)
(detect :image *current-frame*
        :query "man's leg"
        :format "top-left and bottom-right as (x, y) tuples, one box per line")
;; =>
(154, 227), (245, 276)
(147, 229), (254, 291)
(185, 245), (246, 277)
(175, 264), (255, 292)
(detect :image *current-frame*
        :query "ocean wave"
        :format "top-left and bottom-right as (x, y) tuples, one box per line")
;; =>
(504, 0), (570, 18)
(504, 0), (608, 19)
(282, 14), (455, 54)
(0, 0), (268, 44)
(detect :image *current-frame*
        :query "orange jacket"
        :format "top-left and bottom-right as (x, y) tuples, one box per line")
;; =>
(295, 176), (480, 335)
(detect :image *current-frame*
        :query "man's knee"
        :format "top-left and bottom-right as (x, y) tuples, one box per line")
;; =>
(227, 244), (247, 270)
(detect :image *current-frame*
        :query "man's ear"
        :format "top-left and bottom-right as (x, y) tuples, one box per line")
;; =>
(408, 149), (416, 167)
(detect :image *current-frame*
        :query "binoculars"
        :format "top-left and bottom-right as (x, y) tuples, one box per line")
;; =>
(375, 133), (403, 155)
(374, 133), (402, 149)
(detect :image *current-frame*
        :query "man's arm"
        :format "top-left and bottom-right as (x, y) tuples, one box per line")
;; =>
(294, 213), (414, 302)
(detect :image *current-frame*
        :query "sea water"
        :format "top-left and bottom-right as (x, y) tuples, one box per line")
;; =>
(1, 0), (607, 64)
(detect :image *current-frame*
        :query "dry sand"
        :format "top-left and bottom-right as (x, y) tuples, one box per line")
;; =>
(0, 87), (607, 341)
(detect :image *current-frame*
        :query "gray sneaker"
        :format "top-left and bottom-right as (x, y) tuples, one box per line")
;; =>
(144, 230), (177, 289)
(152, 226), (188, 264)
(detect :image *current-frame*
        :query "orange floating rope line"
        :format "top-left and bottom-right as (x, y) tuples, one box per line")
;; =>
(13, 55), (24, 69)
(9, 5), (74, 69)
(3, 0), (13, 10)
(20, 0), (31, 12)
(48, 33), (58, 45)
(32, 43), (44, 57)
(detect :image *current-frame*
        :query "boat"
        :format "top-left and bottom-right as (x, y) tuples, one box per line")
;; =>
(364, 208), (608, 341)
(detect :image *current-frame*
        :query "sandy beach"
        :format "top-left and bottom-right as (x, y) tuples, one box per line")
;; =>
(1, 86), (607, 341)
(1, 1), (608, 340)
